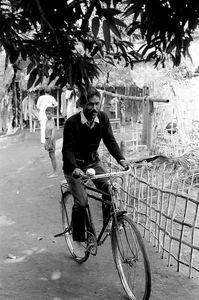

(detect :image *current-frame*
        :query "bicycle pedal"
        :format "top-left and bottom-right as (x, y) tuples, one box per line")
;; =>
(87, 243), (97, 256)
(86, 232), (97, 256)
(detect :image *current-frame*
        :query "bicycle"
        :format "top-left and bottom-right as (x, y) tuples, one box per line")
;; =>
(55, 167), (151, 300)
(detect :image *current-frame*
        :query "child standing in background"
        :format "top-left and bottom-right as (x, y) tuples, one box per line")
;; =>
(44, 107), (58, 178)
(37, 89), (57, 144)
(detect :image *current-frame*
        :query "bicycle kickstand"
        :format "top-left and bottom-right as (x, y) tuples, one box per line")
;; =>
(54, 228), (69, 238)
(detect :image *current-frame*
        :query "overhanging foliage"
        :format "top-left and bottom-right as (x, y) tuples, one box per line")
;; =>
(0, 0), (199, 91)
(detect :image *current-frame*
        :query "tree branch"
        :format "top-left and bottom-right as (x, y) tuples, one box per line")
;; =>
(81, 0), (97, 34)
(35, 0), (59, 45)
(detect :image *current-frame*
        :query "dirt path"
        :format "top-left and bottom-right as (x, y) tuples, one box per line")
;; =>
(0, 129), (199, 300)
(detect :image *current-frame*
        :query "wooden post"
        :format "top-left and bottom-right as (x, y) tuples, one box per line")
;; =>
(141, 97), (154, 148)
(13, 82), (18, 127)
(19, 92), (23, 130)
(56, 89), (59, 129)
(147, 100), (154, 148)
(120, 139), (126, 156)
(28, 94), (33, 132)
(115, 87), (118, 119)
(189, 194), (199, 278)
(100, 91), (105, 111)
(119, 96), (126, 156)
(141, 98), (148, 145)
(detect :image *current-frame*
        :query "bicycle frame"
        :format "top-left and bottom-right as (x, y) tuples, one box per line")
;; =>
(82, 168), (131, 246)
(84, 183), (114, 245)
(56, 167), (131, 246)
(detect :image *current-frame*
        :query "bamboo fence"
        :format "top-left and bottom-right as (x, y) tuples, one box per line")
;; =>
(101, 146), (199, 278)
(127, 165), (199, 278)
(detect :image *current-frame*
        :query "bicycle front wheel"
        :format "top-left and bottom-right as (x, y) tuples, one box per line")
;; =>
(111, 214), (151, 300)
(61, 191), (89, 263)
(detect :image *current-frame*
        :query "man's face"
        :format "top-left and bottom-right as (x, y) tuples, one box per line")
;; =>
(83, 95), (100, 121)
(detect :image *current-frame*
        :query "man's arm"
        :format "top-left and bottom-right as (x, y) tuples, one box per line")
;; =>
(62, 120), (78, 173)
(102, 118), (130, 169)
(102, 113), (125, 163)
(36, 97), (41, 110)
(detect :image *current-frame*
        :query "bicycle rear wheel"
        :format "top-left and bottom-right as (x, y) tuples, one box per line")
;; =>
(111, 214), (151, 300)
(61, 191), (90, 263)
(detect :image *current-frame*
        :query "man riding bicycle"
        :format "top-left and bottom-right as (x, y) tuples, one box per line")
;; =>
(62, 86), (129, 257)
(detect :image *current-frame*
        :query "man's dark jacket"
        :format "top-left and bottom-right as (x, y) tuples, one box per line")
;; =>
(62, 111), (124, 173)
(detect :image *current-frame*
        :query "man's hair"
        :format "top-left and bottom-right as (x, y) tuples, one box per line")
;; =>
(45, 106), (54, 113)
(79, 86), (100, 105)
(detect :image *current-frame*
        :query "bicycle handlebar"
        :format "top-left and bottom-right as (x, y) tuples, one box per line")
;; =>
(84, 166), (131, 180)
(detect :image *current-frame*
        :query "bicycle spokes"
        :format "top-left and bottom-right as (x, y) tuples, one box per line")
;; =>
(117, 222), (138, 264)
(111, 215), (151, 300)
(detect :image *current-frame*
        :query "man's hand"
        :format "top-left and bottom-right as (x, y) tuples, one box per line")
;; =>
(72, 168), (84, 178)
(119, 159), (130, 170)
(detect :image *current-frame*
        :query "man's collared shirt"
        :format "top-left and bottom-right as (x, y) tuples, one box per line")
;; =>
(80, 110), (99, 129)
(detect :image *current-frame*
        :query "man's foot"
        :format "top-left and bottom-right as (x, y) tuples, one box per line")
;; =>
(73, 241), (85, 258)
(47, 173), (58, 178)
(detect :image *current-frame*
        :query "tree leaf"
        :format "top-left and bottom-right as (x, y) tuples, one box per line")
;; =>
(104, 55), (115, 66)
(124, 4), (136, 18)
(103, 20), (111, 51)
(20, 47), (27, 61)
(91, 16), (100, 38)
(108, 21), (121, 39)
(112, 17), (126, 28)
(102, 8), (121, 16)
(9, 48), (19, 64)
(27, 61), (36, 75)
(146, 50), (156, 61)
(166, 38), (177, 54)
(27, 68), (37, 90)
(113, 0), (121, 7)
(49, 68), (59, 84)
(127, 22), (140, 36)
(34, 73), (43, 87)
(118, 43), (127, 57)
(43, 65), (50, 77)
(91, 45), (99, 57)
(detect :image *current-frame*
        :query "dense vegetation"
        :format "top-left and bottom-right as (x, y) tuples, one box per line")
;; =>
(0, 0), (198, 90)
